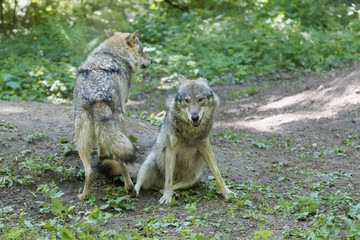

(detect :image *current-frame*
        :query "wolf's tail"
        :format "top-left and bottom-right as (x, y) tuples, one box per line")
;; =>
(91, 102), (136, 177)
(98, 160), (140, 179)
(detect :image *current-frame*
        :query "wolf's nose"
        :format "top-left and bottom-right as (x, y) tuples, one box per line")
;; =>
(191, 114), (199, 121)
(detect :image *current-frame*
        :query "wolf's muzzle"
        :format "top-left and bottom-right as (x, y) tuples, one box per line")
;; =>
(191, 113), (201, 127)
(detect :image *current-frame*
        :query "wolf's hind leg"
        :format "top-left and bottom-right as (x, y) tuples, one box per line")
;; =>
(172, 170), (202, 191)
(98, 143), (135, 195)
(116, 162), (135, 196)
(75, 113), (95, 201)
(78, 149), (93, 201)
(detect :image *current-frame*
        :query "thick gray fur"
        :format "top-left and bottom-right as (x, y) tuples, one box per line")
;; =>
(134, 75), (236, 204)
(74, 31), (151, 200)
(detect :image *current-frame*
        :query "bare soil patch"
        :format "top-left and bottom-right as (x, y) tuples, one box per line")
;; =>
(1, 65), (360, 238)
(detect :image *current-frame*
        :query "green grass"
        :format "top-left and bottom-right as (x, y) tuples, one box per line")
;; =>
(1, 166), (359, 239)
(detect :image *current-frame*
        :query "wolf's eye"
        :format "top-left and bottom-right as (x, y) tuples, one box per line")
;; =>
(184, 99), (191, 104)
(198, 98), (204, 103)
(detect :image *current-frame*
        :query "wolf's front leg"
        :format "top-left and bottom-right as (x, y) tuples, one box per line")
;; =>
(201, 147), (236, 199)
(159, 148), (176, 204)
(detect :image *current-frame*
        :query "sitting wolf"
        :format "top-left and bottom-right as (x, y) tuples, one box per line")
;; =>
(134, 75), (235, 204)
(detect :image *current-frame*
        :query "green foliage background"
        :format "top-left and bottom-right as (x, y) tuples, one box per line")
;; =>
(0, 0), (359, 101)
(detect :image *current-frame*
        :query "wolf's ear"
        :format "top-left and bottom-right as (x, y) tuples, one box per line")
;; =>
(104, 30), (115, 38)
(198, 77), (209, 85)
(176, 74), (187, 88)
(177, 74), (187, 83)
(126, 30), (139, 47)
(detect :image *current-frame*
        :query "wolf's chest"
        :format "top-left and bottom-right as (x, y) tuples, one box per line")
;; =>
(173, 146), (204, 175)
(174, 125), (209, 143)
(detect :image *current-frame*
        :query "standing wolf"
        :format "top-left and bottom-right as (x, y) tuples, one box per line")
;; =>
(74, 30), (151, 200)
(134, 75), (235, 204)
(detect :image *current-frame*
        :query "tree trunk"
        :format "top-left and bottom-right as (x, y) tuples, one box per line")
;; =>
(13, 0), (17, 27)
(0, 0), (3, 30)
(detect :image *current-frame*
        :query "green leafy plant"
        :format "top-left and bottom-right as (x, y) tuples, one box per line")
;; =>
(24, 133), (48, 144)
(0, 122), (17, 132)
(0, 166), (34, 188)
(185, 202), (197, 215)
(217, 130), (242, 144)
(254, 228), (273, 240)
(251, 140), (269, 150)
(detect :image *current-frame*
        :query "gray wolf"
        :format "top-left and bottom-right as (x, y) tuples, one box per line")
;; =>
(74, 30), (151, 200)
(134, 75), (236, 204)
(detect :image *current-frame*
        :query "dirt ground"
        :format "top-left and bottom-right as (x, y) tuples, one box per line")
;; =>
(1, 64), (360, 238)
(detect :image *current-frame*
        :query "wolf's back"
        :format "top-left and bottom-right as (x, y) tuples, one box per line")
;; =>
(76, 53), (125, 105)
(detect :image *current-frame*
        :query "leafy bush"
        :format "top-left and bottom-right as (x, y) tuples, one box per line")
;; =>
(136, 0), (360, 83)
(0, 0), (359, 101)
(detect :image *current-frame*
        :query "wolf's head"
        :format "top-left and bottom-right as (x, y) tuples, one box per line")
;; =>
(173, 75), (219, 127)
(103, 30), (151, 72)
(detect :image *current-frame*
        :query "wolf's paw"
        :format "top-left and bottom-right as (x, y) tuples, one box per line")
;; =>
(159, 192), (173, 205)
(225, 191), (237, 200)
(129, 188), (137, 198)
(134, 184), (141, 197)
(78, 193), (86, 201)
(126, 184), (135, 196)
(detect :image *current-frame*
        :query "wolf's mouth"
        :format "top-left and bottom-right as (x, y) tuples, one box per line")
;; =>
(191, 120), (201, 127)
